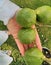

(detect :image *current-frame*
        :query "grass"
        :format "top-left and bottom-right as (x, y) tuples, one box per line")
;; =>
(0, 21), (7, 30)
(11, 0), (51, 9)
(36, 24), (51, 50)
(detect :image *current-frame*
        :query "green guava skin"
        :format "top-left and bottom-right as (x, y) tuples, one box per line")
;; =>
(24, 48), (45, 65)
(16, 8), (36, 27)
(36, 6), (51, 24)
(18, 28), (36, 44)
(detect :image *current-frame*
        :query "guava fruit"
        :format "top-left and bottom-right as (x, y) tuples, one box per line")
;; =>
(36, 6), (51, 24)
(18, 28), (36, 44)
(16, 8), (36, 27)
(24, 48), (45, 65)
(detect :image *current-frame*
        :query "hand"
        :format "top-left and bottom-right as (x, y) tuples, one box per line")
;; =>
(7, 16), (42, 56)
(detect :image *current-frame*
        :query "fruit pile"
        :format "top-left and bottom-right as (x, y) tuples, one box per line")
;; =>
(15, 6), (51, 65)
(16, 6), (51, 45)
(16, 8), (36, 44)
(11, 0), (51, 51)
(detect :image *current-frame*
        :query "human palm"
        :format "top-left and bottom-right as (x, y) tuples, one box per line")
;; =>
(7, 16), (42, 56)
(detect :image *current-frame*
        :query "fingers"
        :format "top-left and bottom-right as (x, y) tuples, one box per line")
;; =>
(23, 43), (35, 51)
(28, 43), (35, 48)
(35, 27), (42, 51)
(15, 39), (25, 56)
(23, 44), (28, 50)
(32, 25), (42, 51)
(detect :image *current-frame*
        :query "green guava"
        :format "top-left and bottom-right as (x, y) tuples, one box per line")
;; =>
(24, 48), (45, 65)
(36, 6), (51, 24)
(18, 28), (36, 44)
(16, 8), (36, 27)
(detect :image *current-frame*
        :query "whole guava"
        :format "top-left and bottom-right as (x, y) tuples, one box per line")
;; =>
(36, 6), (51, 25)
(18, 28), (36, 44)
(16, 8), (36, 27)
(24, 48), (45, 65)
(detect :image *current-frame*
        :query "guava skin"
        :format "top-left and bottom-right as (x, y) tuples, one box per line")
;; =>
(16, 8), (36, 27)
(36, 6), (51, 24)
(24, 48), (45, 65)
(18, 28), (36, 44)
